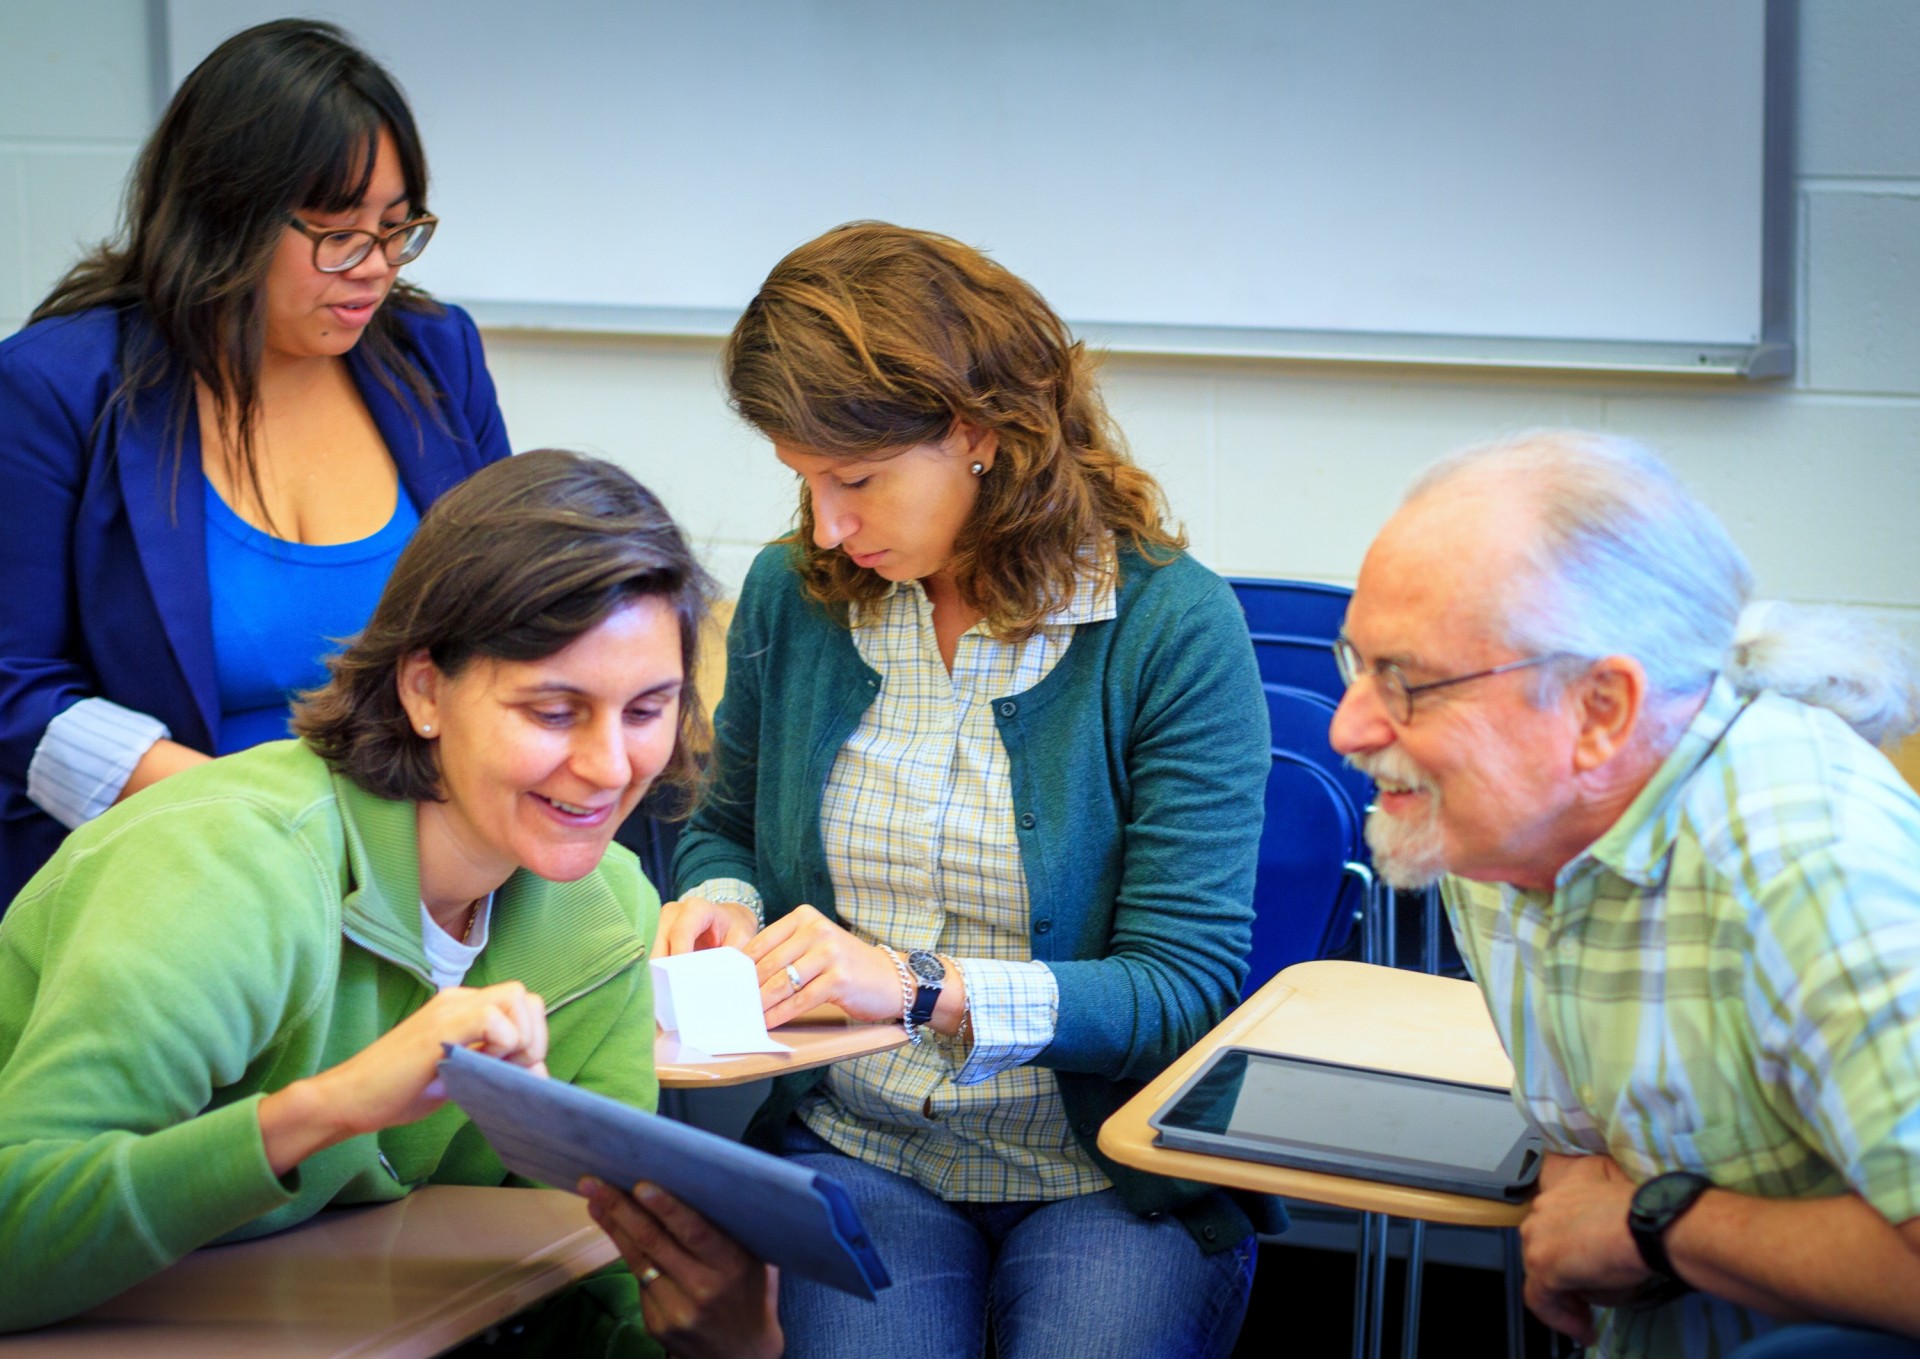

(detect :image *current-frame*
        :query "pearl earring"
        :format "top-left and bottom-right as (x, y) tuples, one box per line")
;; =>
(421, 724), (433, 735)
(970, 461), (985, 476)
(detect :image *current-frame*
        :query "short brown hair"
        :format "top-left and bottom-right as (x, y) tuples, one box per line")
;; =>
(294, 450), (714, 807)
(723, 221), (1183, 638)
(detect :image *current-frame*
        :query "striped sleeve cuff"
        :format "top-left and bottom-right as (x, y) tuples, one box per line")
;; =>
(948, 958), (1057, 1085)
(25, 698), (172, 830)
(682, 877), (765, 929)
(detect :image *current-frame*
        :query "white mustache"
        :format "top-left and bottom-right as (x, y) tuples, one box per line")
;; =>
(1346, 747), (1435, 797)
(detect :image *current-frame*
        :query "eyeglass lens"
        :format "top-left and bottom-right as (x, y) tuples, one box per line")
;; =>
(314, 220), (434, 272)
(1333, 639), (1411, 723)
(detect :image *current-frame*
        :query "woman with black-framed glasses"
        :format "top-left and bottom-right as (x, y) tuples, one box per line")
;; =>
(0, 19), (510, 905)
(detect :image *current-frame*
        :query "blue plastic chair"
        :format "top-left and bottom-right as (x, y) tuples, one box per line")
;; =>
(1231, 576), (1352, 703)
(1249, 632), (1347, 701)
(1264, 683), (1370, 820)
(1228, 577), (1352, 640)
(1246, 749), (1375, 996)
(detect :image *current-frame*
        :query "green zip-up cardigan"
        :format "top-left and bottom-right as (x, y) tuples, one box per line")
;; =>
(0, 739), (656, 1333)
(674, 543), (1270, 1249)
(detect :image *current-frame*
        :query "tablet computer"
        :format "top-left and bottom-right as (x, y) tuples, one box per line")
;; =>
(1149, 1047), (1543, 1202)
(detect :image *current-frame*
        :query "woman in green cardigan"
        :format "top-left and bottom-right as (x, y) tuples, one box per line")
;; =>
(0, 451), (779, 1359)
(664, 223), (1269, 1359)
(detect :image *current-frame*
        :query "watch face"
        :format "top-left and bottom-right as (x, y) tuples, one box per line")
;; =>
(1636, 1172), (1710, 1219)
(907, 950), (945, 985)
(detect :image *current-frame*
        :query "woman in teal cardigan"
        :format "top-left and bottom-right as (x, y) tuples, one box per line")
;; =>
(0, 452), (779, 1359)
(666, 223), (1269, 1359)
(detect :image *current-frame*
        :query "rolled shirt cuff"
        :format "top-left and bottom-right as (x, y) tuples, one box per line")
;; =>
(26, 698), (172, 830)
(681, 877), (765, 929)
(948, 957), (1058, 1085)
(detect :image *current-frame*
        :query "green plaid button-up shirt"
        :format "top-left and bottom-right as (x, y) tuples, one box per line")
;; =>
(1447, 679), (1920, 1359)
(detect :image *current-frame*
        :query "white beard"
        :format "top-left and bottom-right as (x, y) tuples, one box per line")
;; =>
(1349, 747), (1448, 890)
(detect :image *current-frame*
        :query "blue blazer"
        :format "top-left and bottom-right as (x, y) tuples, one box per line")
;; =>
(0, 302), (511, 904)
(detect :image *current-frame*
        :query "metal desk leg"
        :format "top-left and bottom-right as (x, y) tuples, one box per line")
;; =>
(1503, 1226), (1526, 1359)
(1350, 1211), (1373, 1359)
(1351, 1211), (1390, 1359)
(1399, 1219), (1426, 1359)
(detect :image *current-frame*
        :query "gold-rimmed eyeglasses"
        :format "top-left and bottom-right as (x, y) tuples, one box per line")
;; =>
(285, 214), (438, 273)
(1333, 635), (1569, 724)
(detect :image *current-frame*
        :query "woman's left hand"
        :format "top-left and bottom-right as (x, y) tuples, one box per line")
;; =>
(744, 903), (904, 1027)
(580, 1177), (782, 1359)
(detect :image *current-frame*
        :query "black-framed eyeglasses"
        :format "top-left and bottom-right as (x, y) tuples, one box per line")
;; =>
(285, 214), (438, 273)
(1333, 635), (1570, 724)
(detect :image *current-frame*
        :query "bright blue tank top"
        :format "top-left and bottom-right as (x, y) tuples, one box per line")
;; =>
(204, 476), (419, 755)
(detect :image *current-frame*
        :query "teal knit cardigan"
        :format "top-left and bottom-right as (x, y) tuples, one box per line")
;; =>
(674, 543), (1271, 1249)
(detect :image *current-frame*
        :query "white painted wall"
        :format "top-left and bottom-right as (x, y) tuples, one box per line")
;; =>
(5, 2), (1917, 648)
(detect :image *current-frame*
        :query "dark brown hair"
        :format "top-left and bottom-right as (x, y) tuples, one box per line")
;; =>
(33, 19), (441, 519)
(294, 450), (714, 809)
(723, 221), (1184, 638)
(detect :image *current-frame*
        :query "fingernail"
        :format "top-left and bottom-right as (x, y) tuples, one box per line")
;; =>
(634, 1181), (661, 1204)
(578, 1176), (602, 1197)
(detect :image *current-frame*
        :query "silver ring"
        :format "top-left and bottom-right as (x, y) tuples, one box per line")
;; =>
(784, 963), (803, 993)
(637, 1264), (662, 1289)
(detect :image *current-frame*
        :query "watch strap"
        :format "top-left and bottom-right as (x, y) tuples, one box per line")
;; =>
(905, 950), (942, 1028)
(1629, 1172), (1713, 1292)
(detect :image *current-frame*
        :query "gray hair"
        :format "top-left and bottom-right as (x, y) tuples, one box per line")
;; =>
(1408, 430), (1920, 749)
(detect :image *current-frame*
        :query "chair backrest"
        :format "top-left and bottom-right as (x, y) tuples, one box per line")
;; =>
(1247, 749), (1367, 996)
(1228, 577), (1352, 641)
(1263, 683), (1371, 821)
(1249, 633), (1346, 702)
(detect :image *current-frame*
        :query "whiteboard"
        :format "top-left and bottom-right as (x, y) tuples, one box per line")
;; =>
(165, 1), (1788, 375)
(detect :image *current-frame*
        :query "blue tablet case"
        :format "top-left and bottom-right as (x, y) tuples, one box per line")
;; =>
(437, 1045), (890, 1298)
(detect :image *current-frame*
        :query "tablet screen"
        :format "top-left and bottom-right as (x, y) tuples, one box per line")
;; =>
(1159, 1050), (1529, 1176)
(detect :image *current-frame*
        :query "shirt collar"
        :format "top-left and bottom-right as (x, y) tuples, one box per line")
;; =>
(853, 548), (1118, 631)
(1561, 676), (1753, 890)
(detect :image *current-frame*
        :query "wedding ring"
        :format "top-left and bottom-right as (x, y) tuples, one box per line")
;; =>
(637, 1264), (663, 1289)
(784, 963), (804, 993)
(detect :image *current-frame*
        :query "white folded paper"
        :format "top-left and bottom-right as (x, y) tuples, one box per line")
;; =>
(650, 947), (791, 1055)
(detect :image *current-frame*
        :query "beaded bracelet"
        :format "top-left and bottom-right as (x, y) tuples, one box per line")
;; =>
(877, 944), (919, 1044)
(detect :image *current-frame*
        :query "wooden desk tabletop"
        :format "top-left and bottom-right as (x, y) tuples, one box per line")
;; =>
(0, 1186), (617, 1358)
(1099, 959), (1526, 1227)
(656, 1008), (907, 1088)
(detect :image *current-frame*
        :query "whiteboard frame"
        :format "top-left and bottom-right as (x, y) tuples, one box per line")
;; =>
(156, 0), (1797, 381)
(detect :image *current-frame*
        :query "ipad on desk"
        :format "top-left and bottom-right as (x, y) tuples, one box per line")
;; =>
(1150, 1048), (1543, 1202)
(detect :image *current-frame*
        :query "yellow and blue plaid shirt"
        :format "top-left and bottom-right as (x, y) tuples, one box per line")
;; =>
(1446, 678), (1920, 1359)
(692, 569), (1117, 1202)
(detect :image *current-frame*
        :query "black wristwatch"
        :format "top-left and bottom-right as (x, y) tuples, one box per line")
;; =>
(905, 950), (945, 1034)
(1628, 1171), (1712, 1300)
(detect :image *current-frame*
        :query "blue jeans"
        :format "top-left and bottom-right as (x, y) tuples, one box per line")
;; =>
(776, 1121), (1256, 1359)
(1731, 1325), (1920, 1358)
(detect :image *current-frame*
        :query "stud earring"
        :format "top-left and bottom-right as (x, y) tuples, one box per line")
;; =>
(970, 461), (985, 476)
(420, 724), (433, 735)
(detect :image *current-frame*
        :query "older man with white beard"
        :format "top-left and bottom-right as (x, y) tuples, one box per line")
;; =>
(1328, 431), (1920, 1359)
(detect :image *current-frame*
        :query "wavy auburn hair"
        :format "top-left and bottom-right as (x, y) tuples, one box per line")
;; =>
(295, 450), (715, 812)
(723, 221), (1183, 637)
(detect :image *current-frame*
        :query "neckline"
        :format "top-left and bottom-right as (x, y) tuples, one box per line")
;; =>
(202, 473), (414, 564)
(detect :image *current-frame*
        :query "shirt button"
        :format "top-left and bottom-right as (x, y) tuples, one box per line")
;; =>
(1035, 919), (1052, 934)
(1202, 1225), (1219, 1243)
(1020, 812), (1036, 830)
(999, 700), (1018, 717)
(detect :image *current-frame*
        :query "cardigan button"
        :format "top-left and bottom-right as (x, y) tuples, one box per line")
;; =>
(1035, 919), (1052, 934)
(1202, 1225), (1219, 1243)
(999, 700), (1017, 717)
(1020, 812), (1036, 830)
